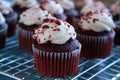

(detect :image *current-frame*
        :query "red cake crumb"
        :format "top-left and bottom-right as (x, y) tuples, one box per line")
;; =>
(42, 25), (49, 29)
(53, 28), (60, 31)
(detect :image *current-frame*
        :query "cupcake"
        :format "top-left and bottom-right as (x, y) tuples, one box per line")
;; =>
(111, 0), (120, 21)
(13, 0), (38, 15)
(40, 0), (67, 21)
(0, 0), (18, 37)
(77, 11), (115, 59)
(32, 18), (81, 78)
(0, 13), (8, 49)
(114, 21), (120, 45)
(57, 0), (78, 24)
(18, 6), (52, 52)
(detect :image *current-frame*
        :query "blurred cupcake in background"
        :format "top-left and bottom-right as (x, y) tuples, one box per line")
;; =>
(111, 0), (120, 46)
(77, 10), (115, 59)
(0, 13), (8, 49)
(111, 0), (120, 21)
(40, 0), (67, 21)
(0, 0), (18, 37)
(73, 0), (94, 13)
(57, 0), (78, 25)
(12, 0), (38, 15)
(32, 18), (81, 78)
(18, 6), (52, 52)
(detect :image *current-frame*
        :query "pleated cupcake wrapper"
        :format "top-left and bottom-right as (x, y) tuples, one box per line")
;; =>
(0, 24), (8, 49)
(32, 44), (81, 78)
(0, 24), (8, 34)
(17, 26), (33, 52)
(78, 32), (115, 59)
(114, 30), (120, 45)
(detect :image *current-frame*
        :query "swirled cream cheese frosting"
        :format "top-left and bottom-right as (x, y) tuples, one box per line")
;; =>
(0, 1), (13, 14)
(40, 0), (64, 15)
(73, 0), (94, 8)
(33, 18), (76, 44)
(81, 1), (110, 15)
(79, 11), (115, 32)
(13, 0), (38, 8)
(111, 0), (120, 15)
(19, 6), (52, 26)
(57, 0), (75, 9)
(0, 12), (5, 25)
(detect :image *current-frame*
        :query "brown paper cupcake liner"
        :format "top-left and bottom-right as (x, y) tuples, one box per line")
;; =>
(77, 31), (115, 59)
(114, 28), (120, 45)
(0, 24), (8, 49)
(32, 44), (81, 78)
(17, 26), (33, 52)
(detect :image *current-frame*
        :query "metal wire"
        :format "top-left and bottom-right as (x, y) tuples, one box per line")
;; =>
(0, 36), (120, 80)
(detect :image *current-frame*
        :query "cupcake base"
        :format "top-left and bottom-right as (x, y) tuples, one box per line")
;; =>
(4, 12), (18, 37)
(112, 15), (120, 22)
(77, 30), (115, 59)
(114, 21), (120, 45)
(18, 26), (33, 52)
(0, 24), (8, 49)
(32, 39), (81, 78)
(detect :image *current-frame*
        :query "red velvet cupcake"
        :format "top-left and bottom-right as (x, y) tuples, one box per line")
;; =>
(12, 0), (38, 15)
(40, 0), (67, 21)
(114, 21), (120, 45)
(0, 0), (18, 37)
(18, 6), (52, 52)
(32, 18), (81, 78)
(77, 11), (115, 59)
(0, 13), (8, 49)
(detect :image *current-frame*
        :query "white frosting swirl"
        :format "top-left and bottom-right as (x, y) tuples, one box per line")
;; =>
(40, 1), (64, 15)
(19, 6), (52, 25)
(58, 0), (75, 9)
(0, 13), (5, 25)
(73, 0), (94, 8)
(79, 11), (115, 32)
(81, 1), (110, 15)
(13, 0), (38, 8)
(0, 1), (13, 14)
(33, 18), (76, 44)
(111, 0), (120, 15)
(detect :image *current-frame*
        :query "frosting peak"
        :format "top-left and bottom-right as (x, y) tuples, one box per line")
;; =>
(0, 12), (5, 25)
(81, 1), (110, 15)
(19, 6), (52, 25)
(79, 11), (115, 32)
(13, 0), (38, 8)
(57, 0), (75, 9)
(111, 0), (120, 15)
(33, 18), (76, 44)
(0, 1), (13, 14)
(40, 0), (64, 15)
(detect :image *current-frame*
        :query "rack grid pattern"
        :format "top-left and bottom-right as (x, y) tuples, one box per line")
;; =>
(0, 36), (120, 80)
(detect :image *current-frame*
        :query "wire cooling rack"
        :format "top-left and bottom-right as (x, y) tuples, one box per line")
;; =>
(0, 35), (120, 80)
